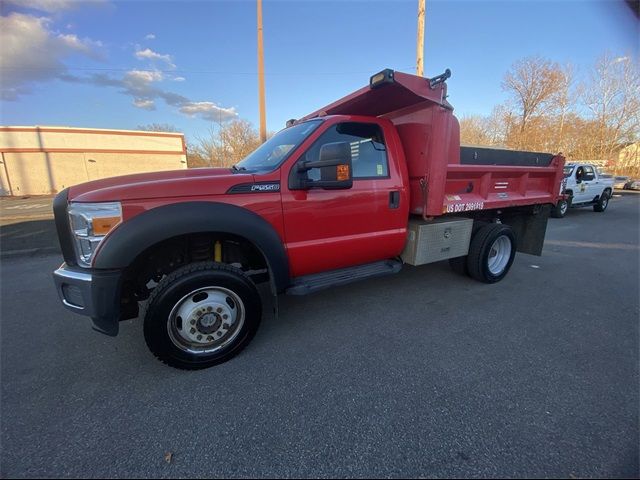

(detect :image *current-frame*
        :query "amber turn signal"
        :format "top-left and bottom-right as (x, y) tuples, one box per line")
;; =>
(337, 164), (350, 181)
(92, 216), (121, 235)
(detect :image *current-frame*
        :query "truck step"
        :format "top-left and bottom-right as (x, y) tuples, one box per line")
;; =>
(286, 259), (402, 296)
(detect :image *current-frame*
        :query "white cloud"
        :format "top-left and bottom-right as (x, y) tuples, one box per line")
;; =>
(4, 0), (108, 13)
(180, 102), (237, 122)
(118, 69), (164, 110)
(135, 48), (175, 69)
(145, 33), (156, 40)
(125, 69), (163, 84)
(0, 12), (237, 122)
(68, 68), (236, 121)
(58, 33), (103, 56)
(0, 12), (103, 100)
(133, 99), (155, 110)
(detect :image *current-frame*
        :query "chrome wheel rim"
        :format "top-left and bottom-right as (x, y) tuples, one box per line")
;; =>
(488, 235), (512, 275)
(167, 286), (245, 355)
(560, 201), (568, 215)
(601, 196), (608, 208)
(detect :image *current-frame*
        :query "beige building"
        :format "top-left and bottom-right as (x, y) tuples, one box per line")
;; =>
(617, 142), (640, 175)
(0, 126), (187, 196)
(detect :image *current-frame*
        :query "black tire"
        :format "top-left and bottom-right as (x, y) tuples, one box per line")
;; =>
(448, 221), (489, 276)
(593, 190), (610, 212)
(551, 199), (569, 218)
(449, 256), (469, 276)
(143, 261), (262, 370)
(467, 223), (517, 284)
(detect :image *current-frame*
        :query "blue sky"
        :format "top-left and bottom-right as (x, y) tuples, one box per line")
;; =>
(1, 0), (637, 141)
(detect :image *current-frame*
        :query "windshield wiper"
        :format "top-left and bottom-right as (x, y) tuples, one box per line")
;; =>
(231, 164), (247, 173)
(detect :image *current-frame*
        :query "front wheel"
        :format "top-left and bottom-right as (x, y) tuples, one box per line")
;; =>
(593, 191), (610, 212)
(467, 223), (517, 283)
(551, 199), (569, 218)
(143, 262), (262, 370)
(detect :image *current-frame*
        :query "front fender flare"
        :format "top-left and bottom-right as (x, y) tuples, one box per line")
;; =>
(94, 202), (290, 292)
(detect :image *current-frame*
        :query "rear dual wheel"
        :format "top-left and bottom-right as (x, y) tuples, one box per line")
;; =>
(449, 223), (517, 283)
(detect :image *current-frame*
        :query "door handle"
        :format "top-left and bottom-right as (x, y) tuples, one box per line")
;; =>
(389, 191), (400, 209)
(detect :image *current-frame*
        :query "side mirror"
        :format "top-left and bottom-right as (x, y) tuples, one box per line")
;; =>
(289, 141), (353, 190)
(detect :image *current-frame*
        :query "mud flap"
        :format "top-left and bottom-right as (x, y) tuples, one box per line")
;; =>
(500, 205), (551, 256)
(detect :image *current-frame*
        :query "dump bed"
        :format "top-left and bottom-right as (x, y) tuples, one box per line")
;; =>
(299, 69), (565, 217)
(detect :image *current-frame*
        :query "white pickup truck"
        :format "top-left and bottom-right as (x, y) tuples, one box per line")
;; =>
(551, 163), (614, 218)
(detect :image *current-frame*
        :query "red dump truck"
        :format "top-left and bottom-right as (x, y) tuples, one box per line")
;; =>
(53, 69), (565, 369)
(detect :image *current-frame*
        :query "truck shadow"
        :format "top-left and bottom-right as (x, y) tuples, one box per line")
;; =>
(260, 261), (470, 340)
(0, 219), (60, 255)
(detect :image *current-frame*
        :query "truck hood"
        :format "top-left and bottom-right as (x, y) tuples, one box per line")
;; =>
(69, 168), (253, 202)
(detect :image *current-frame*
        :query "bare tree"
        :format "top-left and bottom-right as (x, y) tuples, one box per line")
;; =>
(459, 115), (491, 146)
(459, 107), (511, 148)
(582, 53), (640, 162)
(458, 52), (637, 170)
(549, 64), (578, 154)
(502, 56), (565, 147)
(192, 119), (261, 168)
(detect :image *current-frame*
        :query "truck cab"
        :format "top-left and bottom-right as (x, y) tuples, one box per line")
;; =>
(552, 163), (614, 217)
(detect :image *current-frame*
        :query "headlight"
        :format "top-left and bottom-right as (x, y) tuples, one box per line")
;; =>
(68, 202), (122, 267)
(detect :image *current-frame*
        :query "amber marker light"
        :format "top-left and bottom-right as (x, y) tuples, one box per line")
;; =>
(92, 216), (121, 235)
(337, 164), (350, 181)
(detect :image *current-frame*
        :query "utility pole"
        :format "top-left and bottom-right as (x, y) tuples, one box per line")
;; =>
(416, 0), (425, 77)
(257, 0), (267, 143)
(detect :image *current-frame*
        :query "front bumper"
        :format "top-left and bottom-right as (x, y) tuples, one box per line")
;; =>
(53, 264), (122, 336)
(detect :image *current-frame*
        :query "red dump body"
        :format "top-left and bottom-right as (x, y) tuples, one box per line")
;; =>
(299, 70), (565, 218)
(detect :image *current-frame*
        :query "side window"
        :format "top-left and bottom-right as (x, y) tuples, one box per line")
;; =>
(583, 166), (595, 181)
(304, 122), (389, 180)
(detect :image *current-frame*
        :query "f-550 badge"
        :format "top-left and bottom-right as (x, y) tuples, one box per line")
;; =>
(251, 183), (280, 192)
(227, 182), (281, 194)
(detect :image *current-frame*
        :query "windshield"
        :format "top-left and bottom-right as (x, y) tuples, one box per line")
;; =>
(234, 120), (323, 172)
(563, 165), (574, 178)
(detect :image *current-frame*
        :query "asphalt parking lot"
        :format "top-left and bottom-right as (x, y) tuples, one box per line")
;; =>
(1, 192), (639, 478)
(0, 196), (57, 256)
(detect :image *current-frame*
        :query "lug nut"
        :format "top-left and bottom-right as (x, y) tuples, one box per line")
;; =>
(207, 336), (213, 341)
(190, 319), (196, 325)
(216, 332), (222, 337)
(190, 328), (196, 334)
(207, 306), (213, 312)
(223, 323), (230, 329)
(197, 335), (202, 341)
(216, 307), (223, 313)
(222, 314), (228, 320)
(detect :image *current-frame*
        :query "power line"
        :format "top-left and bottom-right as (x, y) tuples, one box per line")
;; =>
(0, 66), (415, 76)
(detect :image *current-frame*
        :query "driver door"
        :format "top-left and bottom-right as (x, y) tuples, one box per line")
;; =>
(280, 120), (407, 278)
(573, 166), (589, 202)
